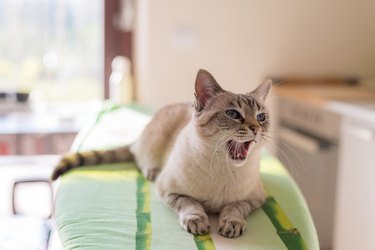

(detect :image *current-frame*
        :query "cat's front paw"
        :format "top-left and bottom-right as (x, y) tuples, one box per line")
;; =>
(180, 213), (210, 235)
(218, 218), (246, 238)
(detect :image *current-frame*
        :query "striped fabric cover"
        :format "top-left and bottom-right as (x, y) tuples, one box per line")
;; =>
(54, 104), (319, 250)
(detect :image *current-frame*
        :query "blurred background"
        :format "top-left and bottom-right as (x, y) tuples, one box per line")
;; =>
(1, 0), (375, 249)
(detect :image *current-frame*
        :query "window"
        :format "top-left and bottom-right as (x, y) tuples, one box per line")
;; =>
(0, 0), (104, 103)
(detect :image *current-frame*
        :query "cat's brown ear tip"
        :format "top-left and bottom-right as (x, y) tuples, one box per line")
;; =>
(263, 79), (273, 93)
(197, 69), (210, 76)
(265, 78), (273, 87)
(248, 78), (273, 103)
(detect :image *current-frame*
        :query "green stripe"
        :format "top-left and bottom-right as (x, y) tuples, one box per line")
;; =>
(76, 102), (122, 151)
(262, 196), (308, 250)
(136, 173), (152, 250)
(194, 234), (216, 250)
(126, 103), (154, 115)
(94, 103), (121, 123)
(75, 103), (152, 152)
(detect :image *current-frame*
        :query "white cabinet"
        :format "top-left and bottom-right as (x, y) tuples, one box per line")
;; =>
(333, 117), (375, 250)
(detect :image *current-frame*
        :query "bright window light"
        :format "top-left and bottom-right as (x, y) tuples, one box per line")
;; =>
(0, 0), (104, 102)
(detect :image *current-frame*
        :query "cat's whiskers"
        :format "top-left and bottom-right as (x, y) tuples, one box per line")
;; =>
(223, 139), (238, 182)
(234, 139), (241, 159)
(210, 132), (233, 172)
(261, 134), (310, 178)
(263, 135), (297, 175)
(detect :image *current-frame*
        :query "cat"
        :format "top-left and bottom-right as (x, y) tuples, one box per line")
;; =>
(51, 69), (272, 238)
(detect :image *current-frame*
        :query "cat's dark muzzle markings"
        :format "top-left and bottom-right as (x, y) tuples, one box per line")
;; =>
(51, 69), (272, 239)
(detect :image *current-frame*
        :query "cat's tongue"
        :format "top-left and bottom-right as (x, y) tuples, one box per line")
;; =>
(228, 140), (251, 160)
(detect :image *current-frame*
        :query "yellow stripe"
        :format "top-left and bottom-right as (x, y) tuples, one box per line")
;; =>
(262, 191), (308, 250)
(194, 234), (216, 250)
(136, 173), (152, 250)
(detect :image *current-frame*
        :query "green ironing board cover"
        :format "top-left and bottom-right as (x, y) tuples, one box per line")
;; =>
(54, 104), (319, 250)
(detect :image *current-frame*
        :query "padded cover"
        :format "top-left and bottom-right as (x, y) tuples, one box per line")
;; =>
(55, 105), (319, 250)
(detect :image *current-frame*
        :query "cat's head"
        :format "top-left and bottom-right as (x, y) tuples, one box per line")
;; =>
(194, 69), (271, 167)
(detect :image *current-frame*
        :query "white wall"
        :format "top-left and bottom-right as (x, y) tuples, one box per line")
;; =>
(134, 0), (375, 108)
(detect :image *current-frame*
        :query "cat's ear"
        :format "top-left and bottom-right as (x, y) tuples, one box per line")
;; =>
(249, 79), (272, 103)
(194, 69), (223, 111)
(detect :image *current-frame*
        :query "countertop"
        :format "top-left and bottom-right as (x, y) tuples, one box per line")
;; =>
(327, 101), (375, 124)
(274, 84), (375, 108)
(0, 102), (101, 135)
(274, 84), (375, 122)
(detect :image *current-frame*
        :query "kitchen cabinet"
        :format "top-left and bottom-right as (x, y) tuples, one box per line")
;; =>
(275, 84), (375, 250)
(276, 97), (340, 250)
(332, 106), (375, 250)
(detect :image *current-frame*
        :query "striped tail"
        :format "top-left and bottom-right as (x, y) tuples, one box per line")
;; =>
(51, 145), (134, 181)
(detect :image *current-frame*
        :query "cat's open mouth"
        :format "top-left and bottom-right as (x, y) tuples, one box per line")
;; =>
(227, 140), (253, 161)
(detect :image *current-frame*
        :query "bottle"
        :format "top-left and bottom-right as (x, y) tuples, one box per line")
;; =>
(109, 56), (134, 104)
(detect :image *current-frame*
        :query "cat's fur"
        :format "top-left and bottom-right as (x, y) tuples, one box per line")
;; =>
(51, 69), (272, 238)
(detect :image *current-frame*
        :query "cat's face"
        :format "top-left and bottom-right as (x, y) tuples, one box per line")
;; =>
(194, 69), (271, 167)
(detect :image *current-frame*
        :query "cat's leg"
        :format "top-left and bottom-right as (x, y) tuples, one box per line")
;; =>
(130, 104), (192, 181)
(218, 200), (263, 238)
(166, 193), (210, 235)
(143, 168), (160, 181)
(130, 142), (162, 181)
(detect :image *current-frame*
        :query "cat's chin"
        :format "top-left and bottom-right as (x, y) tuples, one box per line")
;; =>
(230, 158), (249, 167)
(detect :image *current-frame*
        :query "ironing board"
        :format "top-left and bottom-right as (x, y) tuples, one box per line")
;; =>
(54, 104), (319, 250)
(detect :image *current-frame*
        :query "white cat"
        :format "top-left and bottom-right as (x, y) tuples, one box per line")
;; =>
(52, 69), (272, 238)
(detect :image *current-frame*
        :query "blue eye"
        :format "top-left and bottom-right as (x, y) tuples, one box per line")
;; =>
(226, 109), (241, 119)
(257, 113), (266, 122)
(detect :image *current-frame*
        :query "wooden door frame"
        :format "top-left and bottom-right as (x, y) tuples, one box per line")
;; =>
(104, 0), (132, 99)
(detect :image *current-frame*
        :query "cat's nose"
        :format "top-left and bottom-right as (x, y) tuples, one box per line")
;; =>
(249, 126), (259, 135)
